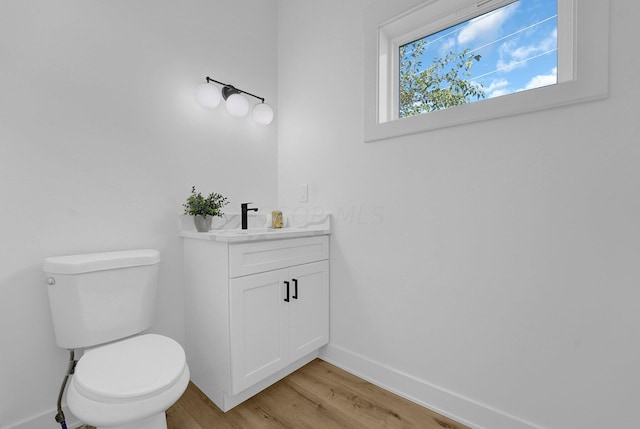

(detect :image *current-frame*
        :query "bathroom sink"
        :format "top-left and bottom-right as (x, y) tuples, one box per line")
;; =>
(218, 227), (303, 235)
(181, 226), (328, 242)
(216, 228), (273, 234)
(212, 227), (307, 237)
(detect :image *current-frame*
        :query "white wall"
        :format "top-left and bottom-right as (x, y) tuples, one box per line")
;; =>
(278, 1), (640, 428)
(2, 1), (637, 427)
(0, 1), (278, 427)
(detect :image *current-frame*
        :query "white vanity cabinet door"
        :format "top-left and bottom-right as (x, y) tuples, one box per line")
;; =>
(289, 260), (329, 362)
(229, 268), (289, 395)
(229, 260), (329, 395)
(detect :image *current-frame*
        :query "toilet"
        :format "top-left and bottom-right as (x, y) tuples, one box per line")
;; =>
(43, 249), (189, 429)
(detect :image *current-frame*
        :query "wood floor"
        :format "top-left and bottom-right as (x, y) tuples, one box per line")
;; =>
(164, 359), (469, 429)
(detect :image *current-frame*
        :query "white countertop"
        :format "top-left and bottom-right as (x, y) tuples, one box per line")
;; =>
(181, 226), (329, 242)
(180, 212), (331, 243)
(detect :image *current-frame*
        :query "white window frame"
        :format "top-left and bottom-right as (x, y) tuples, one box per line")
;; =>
(364, 0), (609, 143)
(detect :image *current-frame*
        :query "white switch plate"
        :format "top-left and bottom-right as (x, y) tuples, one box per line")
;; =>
(299, 184), (308, 202)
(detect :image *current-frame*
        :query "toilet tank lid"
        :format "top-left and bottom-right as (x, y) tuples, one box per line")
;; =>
(43, 249), (160, 274)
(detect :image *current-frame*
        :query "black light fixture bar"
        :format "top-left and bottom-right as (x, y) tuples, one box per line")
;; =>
(205, 76), (265, 103)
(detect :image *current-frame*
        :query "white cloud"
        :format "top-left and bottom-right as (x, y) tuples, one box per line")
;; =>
(479, 67), (557, 100)
(496, 41), (520, 72)
(439, 37), (457, 56)
(511, 30), (557, 61)
(458, 2), (518, 45)
(522, 67), (557, 90)
(488, 88), (511, 98)
(484, 78), (510, 98)
(496, 28), (557, 73)
(484, 78), (509, 93)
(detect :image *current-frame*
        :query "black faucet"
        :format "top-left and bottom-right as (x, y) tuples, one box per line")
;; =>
(241, 203), (258, 229)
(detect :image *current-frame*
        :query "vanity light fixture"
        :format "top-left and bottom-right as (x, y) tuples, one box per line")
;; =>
(196, 77), (274, 125)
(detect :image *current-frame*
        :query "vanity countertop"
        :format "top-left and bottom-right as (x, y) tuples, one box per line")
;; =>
(181, 226), (329, 242)
(179, 212), (331, 243)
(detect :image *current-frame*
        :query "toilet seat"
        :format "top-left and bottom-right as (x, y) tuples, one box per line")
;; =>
(73, 334), (186, 403)
(68, 333), (190, 428)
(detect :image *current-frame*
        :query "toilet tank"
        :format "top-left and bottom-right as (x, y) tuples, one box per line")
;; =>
(43, 249), (161, 349)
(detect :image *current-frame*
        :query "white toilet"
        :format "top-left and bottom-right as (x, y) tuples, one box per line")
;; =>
(44, 249), (190, 429)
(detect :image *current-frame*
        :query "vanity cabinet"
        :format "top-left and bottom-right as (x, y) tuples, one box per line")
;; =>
(182, 234), (329, 411)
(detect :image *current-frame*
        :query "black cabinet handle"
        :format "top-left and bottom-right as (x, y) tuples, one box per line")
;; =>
(284, 281), (290, 302)
(292, 278), (298, 299)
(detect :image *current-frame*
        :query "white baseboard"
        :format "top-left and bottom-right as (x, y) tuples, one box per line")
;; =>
(319, 344), (542, 429)
(7, 405), (81, 429)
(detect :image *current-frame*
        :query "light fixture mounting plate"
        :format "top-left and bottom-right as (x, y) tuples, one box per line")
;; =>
(222, 85), (241, 100)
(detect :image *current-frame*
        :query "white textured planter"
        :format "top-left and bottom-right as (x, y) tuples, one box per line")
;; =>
(193, 215), (212, 232)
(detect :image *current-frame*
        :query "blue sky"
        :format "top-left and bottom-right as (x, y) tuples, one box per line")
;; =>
(404, 0), (558, 100)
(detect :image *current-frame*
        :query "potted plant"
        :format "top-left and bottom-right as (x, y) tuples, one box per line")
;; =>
(183, 186), (229, 232)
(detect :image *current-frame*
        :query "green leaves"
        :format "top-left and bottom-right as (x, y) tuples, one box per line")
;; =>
(399, 41), (486, 118)
(183, 186), (229, 218)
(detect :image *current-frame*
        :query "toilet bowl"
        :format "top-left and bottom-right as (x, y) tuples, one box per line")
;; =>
(67, 334), (190, 429)
(43, 249), (189, 429)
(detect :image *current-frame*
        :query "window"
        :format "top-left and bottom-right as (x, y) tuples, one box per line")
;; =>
(364, 0), (609, 142)
(399, 0), (558, 117)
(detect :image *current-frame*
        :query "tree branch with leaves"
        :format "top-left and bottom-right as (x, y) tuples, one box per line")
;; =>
(399, 40), (486, 117)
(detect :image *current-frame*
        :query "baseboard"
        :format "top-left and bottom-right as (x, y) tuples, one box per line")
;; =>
(7, 405), (81, 429)
(319, 344), (542, 429)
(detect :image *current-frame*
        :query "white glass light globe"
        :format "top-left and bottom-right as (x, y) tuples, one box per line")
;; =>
(225, 93), (249, 117)
(196, 83), (221, 109)
(252, 103), (274, 125)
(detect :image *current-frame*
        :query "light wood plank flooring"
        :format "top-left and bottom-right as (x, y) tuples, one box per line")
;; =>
(168, 359), (467, 429)
(80, 359), (468, 429)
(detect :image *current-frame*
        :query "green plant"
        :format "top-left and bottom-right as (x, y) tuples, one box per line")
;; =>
(183, 186), (229, 218)
(400, 41), (485, 117)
